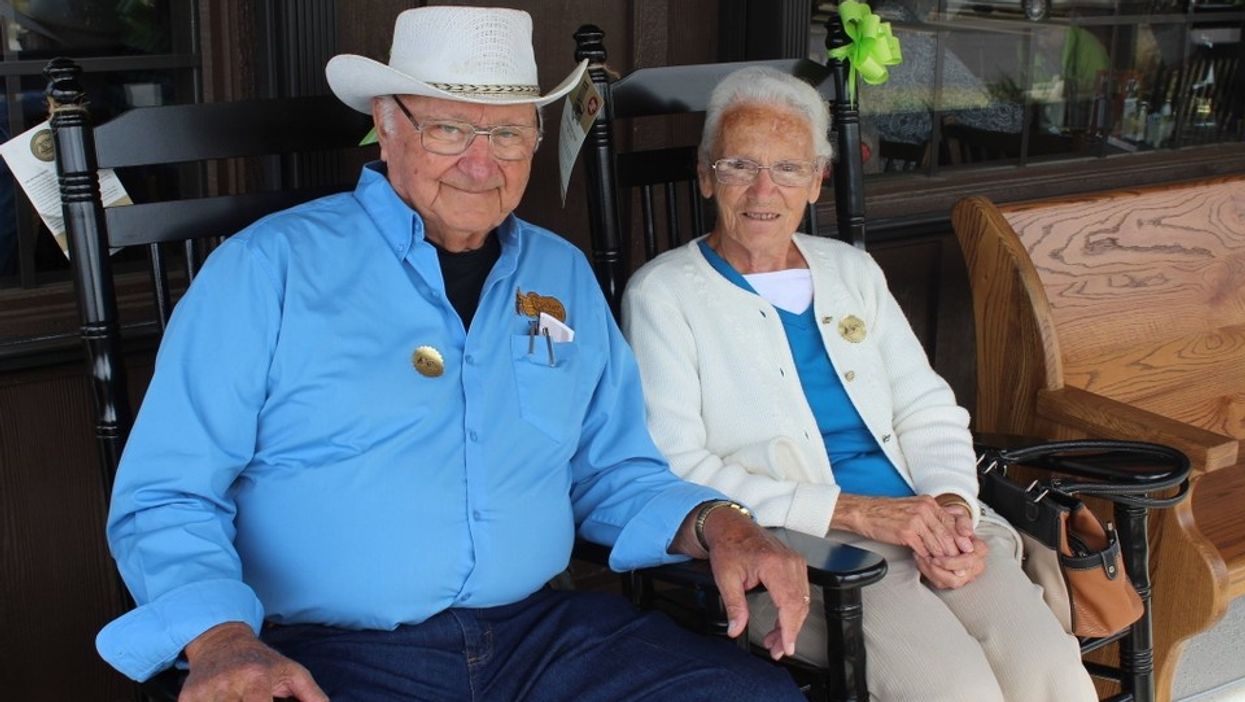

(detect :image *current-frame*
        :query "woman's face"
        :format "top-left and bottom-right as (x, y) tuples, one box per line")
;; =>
(699, 105), (822, 251)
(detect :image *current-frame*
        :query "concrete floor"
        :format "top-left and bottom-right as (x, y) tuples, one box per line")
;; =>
(1174, 597), (1245, 701)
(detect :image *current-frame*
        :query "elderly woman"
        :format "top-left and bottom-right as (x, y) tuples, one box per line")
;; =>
(621, 66), (1096, 702)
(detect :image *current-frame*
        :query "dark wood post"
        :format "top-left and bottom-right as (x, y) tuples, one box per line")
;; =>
(825, 16), (867, 250)
(574, 25), (627, 316)
(45, 57), (132, 486)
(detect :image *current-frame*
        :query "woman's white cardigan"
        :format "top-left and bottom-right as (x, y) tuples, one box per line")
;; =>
(621, 234), (980, 539)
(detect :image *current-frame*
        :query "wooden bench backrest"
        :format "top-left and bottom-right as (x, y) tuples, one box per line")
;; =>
(968, 177), (1245, 440)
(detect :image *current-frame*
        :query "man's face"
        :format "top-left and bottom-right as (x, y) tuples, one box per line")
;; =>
(373, 95), (538, 249)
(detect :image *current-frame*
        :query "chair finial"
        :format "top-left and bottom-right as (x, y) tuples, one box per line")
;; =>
(44, 57), (86, 109)
(574, 24), (606, 64)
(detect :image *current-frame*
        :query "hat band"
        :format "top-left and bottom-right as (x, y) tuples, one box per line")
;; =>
(427, 81), (541, 97)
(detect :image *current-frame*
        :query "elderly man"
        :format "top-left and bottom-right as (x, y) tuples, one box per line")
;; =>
(95, 6), (810, 701)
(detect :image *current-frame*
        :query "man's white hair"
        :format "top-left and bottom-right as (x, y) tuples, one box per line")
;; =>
(699, 66), (833, 164)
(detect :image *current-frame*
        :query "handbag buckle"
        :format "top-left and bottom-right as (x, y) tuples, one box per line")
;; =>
(1025, 479), (1049, 503)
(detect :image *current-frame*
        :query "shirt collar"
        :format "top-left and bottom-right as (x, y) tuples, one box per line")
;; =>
(355, 161), (522, 262)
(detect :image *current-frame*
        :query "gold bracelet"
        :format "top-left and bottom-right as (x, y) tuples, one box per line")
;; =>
(935, 494), (973, 515)
(693, 500), (752, 552)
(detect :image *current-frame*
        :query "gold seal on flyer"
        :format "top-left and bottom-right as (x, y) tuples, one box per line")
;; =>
(30, 129), (55, 162)
(515, 289), (566, 323)
(411, 346), (444, 377)
(838, 315), (866, 343)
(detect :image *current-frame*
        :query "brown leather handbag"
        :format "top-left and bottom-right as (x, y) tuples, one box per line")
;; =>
(975, 440), (1188, 638)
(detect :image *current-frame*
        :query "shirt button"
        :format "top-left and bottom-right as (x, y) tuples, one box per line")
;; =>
(465, 354), (475, 365)
(844, 370), (856, 381)
(473, 510), (483, 520)
(468, 430), (479, 442)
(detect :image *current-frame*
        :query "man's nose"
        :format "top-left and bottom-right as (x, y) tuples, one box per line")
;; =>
(456, 134), (499, 180)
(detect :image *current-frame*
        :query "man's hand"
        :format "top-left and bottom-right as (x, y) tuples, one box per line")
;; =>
(915, 534), (989, 590)
(831, 494), (966, 558)
(672, 505), (810, 660)
(180, 621), (328, 702)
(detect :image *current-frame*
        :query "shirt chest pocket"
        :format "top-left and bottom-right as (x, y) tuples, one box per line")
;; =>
(510, 335), (583, 443)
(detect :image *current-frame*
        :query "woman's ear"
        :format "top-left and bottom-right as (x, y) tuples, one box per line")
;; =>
(807, 161), (828, 205)
(697, 163), (715, 199)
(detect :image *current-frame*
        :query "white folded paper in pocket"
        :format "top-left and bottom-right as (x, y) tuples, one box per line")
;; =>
(538, 312), (575, 343)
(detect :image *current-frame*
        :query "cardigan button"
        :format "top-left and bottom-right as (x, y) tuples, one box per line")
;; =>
(882, 434), (892, 443)
(844, 370), (856, 381)
(821, 315), (833, 325)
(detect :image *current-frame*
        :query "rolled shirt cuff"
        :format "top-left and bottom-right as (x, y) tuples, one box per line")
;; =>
(96, 578), (265, 682)
(606, 482), (728, 571)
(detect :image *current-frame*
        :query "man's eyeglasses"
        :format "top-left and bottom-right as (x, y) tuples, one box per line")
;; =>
(391, 96), (542, 161)
(710, 157), (822, 187)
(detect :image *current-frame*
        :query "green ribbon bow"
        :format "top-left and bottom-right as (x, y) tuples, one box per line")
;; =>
(827, 0), (902, 106)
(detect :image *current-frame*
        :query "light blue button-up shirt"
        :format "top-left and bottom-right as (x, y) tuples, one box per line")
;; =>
(97, 163), (722, 682)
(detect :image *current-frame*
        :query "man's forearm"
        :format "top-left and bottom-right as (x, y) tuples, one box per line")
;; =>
(669, 502), (757, 559)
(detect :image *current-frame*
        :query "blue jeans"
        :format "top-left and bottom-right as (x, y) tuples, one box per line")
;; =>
(261, 588), (803, 701)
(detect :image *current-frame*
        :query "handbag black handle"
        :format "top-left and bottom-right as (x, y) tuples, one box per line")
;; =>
(975, 438), (1191, 509)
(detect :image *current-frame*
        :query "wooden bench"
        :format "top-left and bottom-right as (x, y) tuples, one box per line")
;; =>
(952, 176), (1245, 702)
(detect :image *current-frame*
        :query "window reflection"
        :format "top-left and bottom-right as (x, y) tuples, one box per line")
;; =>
(815, 0), (1245, 175)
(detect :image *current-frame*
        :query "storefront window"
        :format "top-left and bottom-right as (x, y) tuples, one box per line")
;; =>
(0, 0), (198, 289)
(812, 1), (1245, 174)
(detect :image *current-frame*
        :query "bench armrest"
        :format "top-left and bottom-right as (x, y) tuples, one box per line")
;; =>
(573, 527), (887, 592)
(1036, 387), (1239, 473)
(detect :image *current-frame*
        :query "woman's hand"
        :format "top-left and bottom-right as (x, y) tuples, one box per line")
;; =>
(831, 494), (967, 558)
(915, 534), (989, 589)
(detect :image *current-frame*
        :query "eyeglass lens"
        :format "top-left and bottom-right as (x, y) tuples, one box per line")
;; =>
(391, 96), (540, 160)
(713, 158), (819, 187)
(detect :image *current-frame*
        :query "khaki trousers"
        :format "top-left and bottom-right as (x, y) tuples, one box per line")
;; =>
(749, 518), (1098, 702)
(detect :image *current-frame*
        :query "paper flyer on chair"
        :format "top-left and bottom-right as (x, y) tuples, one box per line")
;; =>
(0, 119), (132, 259)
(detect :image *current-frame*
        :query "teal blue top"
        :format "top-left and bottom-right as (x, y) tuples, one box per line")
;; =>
(697, 240), (913, 498)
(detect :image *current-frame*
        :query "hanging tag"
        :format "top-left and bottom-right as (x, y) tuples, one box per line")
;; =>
(557, 68), (603, 206)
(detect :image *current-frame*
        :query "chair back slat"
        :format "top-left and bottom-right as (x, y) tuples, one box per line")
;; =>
(147, 243), (172, 332)
(688, 180), (705, 239)
(610, 59), (834, 119)
(104, 189), (344, 248)
(93, 96), (370, 168)
(663, 182), (680, 249)
(641, 185), (657, 261)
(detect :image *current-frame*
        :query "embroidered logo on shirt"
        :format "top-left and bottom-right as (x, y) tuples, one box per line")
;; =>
(515, 289), (566, 323)
(412, 346), (445, 377)
(838, 315), (867, 343)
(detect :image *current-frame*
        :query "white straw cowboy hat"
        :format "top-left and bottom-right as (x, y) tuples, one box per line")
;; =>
(326, 6), (588, 113)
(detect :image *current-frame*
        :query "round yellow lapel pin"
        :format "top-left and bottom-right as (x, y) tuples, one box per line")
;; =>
(838, 315), (867, 343)
(412, 346), (444, 377)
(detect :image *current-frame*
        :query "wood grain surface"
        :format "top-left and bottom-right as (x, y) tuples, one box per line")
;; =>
(952, 176), (1245, 702)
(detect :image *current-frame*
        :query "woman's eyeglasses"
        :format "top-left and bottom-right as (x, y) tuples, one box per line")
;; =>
(711, 157), (822, 187)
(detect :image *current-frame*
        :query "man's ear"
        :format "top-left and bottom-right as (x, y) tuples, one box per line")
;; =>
(370, 97), (389, 161)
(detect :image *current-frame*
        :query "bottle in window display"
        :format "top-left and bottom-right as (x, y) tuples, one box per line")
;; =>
(1120, 80), (1139, 140)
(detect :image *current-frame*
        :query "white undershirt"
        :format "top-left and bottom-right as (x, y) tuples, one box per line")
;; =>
(742, 268), (813, 315)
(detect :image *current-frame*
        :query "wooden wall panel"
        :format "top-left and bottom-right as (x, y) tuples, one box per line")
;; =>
(872, 231), (978, 417)
(0, 355), (154, 701)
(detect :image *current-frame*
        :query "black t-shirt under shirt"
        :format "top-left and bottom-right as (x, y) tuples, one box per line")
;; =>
(431, 232), (501, 330)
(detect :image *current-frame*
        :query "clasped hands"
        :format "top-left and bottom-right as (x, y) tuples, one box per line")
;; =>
(835, 493), (988, 590)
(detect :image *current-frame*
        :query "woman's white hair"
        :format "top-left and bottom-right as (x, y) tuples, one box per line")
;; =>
(699, 66), (833, 164)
